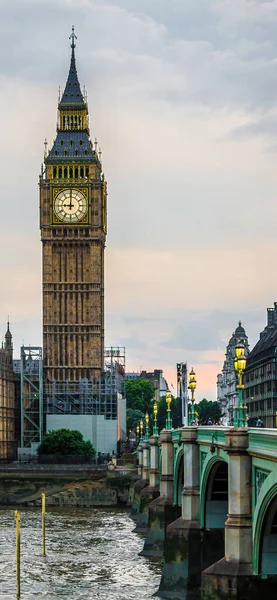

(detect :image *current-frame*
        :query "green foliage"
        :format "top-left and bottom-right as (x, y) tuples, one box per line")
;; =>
(126, 408), (145, 431)
(157, 395), (180, 431)
(125, 379), (156, 413)
(37, 429), (96, 456)
(193, 399), (222, 423)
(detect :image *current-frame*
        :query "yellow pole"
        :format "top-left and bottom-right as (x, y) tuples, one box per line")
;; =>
(275, 410), (277, 429)
(42, 492), (46, 557)
(14, 510), (20, 599)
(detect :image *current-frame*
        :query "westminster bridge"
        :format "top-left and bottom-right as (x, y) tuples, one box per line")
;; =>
(131, 426), (277, 600)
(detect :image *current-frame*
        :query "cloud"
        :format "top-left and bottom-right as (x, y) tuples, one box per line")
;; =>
(229, 112), (277, 142)
(0, 0), (276, 401)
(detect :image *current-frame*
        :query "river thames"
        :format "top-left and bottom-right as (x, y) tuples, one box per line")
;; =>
(0, 507), (162, 599)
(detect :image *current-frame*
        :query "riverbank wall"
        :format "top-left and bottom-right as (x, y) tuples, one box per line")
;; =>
(0, 465), (137, 507)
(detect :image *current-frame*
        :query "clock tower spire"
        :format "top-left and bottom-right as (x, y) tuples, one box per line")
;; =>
(40, 29), (107, 386)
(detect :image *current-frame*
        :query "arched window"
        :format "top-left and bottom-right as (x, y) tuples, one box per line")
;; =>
(60, 140), (64, 146)
(75, 150), (78, 156)
(84, 150), (88, 156)
(64, 167), (68, 178)
(64, 150), (68, 157)
(79, 140), (83, 146)
(69, 167), (73, 179)
(80, 167), (84, 178)
(70, 140), (73, 146)
(58, 167), (62, 178)
(53, 167), (57, 178)
(85, 167), (89, 178)
(55, 150), (58, 156)
(75, 167), (78, 178)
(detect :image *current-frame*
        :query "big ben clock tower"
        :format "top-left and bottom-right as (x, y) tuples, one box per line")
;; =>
(40, 28), (107, 385)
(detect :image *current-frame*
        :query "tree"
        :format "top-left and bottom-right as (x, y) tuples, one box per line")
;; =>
(126, 408), (145, 431)
(193, 399), (221, 423)
(157, 395), (180, 431)
(125, 379), (156, 414)
(37, 429), (96, 456)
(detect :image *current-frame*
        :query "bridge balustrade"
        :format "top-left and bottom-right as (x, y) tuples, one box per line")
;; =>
(134, 425), (277, 598)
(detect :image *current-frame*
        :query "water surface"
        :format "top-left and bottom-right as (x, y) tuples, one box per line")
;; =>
(0, 507), (162, 599)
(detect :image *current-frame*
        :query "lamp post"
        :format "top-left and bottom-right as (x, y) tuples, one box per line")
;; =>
(233, 340), (247, 427)
(188, 368), (197, 425)
(166, 391), (172, 430)
(145, 412), (149, 441)
(153, 401), (158, 435)
(139, 419), (144, 443)
(136, 425), (140, 444)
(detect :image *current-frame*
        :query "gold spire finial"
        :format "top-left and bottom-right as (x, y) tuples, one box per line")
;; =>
(69, 25), (77, 50)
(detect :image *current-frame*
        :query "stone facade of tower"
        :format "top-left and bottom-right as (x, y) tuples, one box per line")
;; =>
(40, 32), (107, 385)
(0, 323), (19, 462)
(217, 322), (249, 424)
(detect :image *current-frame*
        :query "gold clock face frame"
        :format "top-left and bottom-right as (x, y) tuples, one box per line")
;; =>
(53, 189), (87, 223)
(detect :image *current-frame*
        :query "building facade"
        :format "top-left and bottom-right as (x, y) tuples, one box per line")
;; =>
(244, 303), (277, 428)
(40, 29), (107, 385)
(38, 32), (126, 453)
(126, 369), (169, 402)
(0, 323), (19, 462)
(217, 322), (249, 424)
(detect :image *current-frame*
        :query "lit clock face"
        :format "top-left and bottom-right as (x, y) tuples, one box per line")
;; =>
(54, 189), (87, 223)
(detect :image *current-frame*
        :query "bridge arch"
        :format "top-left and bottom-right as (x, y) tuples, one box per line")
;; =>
(173, 445), (184, 506)
(253, 473), (277, 575)
(200, 455), (228, 529)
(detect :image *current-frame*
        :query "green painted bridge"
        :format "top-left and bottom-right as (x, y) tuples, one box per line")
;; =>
(131, 426), (277, 600)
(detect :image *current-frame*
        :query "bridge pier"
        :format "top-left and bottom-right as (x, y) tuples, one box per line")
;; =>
(202, 429), (254, 599)
(130, 442), (147, 519)
(157, 427), (202, 599)
(128, 447), (141, 507)
(136, 435), (160, 536)
(134, 439), (153, 532)
(142, 430), (179, 557)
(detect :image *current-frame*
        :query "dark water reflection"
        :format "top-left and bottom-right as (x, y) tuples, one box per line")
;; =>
(0, 507), (162, 599)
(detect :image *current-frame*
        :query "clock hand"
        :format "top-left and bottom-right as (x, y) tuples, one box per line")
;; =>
(69, 189), (73, 210)
(64, 192), (75, 211)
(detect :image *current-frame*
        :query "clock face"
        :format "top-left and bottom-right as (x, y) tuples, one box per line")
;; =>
(54, 189), (87, 223)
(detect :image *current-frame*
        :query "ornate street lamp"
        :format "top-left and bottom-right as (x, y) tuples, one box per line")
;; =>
(139, 419), (144, 443)
(136, 425), (140, 444)
(233, 340), (247, 427)
(166, 391), (172, 430)
(145, 412), (149, 441)
(188, 368), (197, 425)
(153, 401), (158, 435)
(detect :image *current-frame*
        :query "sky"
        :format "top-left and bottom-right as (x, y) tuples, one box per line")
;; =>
(1, 0), (277, 400)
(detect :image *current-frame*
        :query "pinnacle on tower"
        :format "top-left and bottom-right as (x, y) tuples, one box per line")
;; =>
(59, 26), (86, 109)
(5, 320), (13, 352)
(45, 27), (95, 163)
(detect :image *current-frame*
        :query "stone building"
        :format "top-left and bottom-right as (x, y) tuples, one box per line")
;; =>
(40, 29), (107, 385)
(0, 323), (19, 462)
(38, 31), (125, 453)
(244, 302), (277, 428)
(217, 322), (249, 424)
(140, 369), (169, 402)
(126, 369), (169, 403)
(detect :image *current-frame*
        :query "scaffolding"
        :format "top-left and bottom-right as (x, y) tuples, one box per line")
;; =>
(20, 346), (43, 449)
(46, 346), (126, 419)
